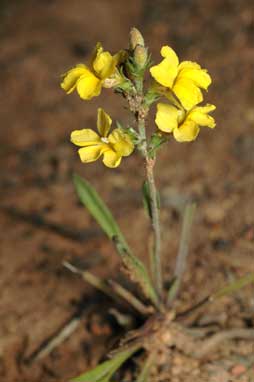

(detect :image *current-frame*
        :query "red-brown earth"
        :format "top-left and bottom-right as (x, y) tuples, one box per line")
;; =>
(0, 0), (254, 381)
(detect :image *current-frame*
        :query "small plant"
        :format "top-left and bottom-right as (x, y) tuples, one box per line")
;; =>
(60, 28), (254, 381)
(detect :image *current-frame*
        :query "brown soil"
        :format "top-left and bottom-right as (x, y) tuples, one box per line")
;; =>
(0, 0), (254, 381)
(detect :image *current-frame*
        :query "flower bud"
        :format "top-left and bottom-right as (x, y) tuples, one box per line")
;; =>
(129, 27), (145, 50)
(134, 45), (148, 69)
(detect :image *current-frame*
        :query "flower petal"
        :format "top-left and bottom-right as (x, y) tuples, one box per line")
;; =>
(102, 150), (122, 168)
(78, 145), (104, 163)
(90, 42), (103, 66)
(155, 103), (182, 133)
(160, 46), (179, 67)
(61, 64), (90, 94)
(197, 104), (216, 113)
(188, 104), (216, 128)
(173, 78), (203, 110)
(150, 59), (178, 88)
(173, 120), (200, 142)
(71, 129), (101, 147)
(178, 67), (212, 90)
(150, 45), (179, 88)
(97, 108), (112, 137)
(108, 128), (134, 156)
(93, 49), (116, 79)
(113, 49), (128, 65)
(76, 72), (101, 100)
(178, 61), (201, 71)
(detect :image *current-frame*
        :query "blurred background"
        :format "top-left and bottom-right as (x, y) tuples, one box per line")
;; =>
(0, 0), (253, 381)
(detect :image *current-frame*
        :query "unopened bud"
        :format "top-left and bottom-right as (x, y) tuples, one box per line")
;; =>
(129, 27), (145, 50)
(134, 45), (148, 68)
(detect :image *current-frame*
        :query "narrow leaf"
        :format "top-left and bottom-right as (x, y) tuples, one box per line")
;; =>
(74, 174), (158, 307)
(148, 133), (167, 158)
(71, 346), (139, 382)
(71, 360), (111, 382)
(167, 202), (196, 305)
(167, 277), (180, 304)
(210, 272), (254, 301)
(137, 352), (156, 382)
(114, 237), (159, 309)
(178, 272), (254, 320)
(73, 174), (128, 247)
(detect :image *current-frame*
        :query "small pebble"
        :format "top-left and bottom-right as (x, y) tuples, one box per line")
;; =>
(230, 364), (246, 376)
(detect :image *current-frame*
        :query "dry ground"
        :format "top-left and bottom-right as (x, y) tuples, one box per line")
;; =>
(0, 0), (254, 381)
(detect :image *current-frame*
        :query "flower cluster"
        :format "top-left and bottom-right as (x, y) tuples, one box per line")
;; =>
(61, 29), (216, 167)
(150, 46), (215, 141)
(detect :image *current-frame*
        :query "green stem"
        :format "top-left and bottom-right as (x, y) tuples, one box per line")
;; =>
(135, 77), (143, 94)
(137, 118), (163, 299)
(146, 156), (162, 298)
(137, 118), (146, 152)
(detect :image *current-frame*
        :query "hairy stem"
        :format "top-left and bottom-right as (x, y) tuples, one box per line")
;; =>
(137, 117), (163, 299)
(146, 156), (162, 298)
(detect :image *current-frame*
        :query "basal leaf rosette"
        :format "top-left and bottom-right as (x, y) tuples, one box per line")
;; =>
(71, 108), (134, 168)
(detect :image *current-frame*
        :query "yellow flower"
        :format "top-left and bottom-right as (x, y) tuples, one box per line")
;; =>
(61, 43), (125, 100)
(150, 46), (212, 110)
(155, 102), (216, 142)
(71, 108), (134, 168)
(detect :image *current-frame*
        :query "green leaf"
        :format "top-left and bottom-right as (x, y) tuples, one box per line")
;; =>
(71, 360), (112, 382)
(114, 237), (159, 308)
(144, 86), (160, 106)
(73, 174), (128, 247)
(71, 346), (139, 382)
(136, 352), (155, 382)
(167, 202), (196, 305)
(148, 133), (167, 158)
(73, 174), (158, 307)
(115, 120), (124, 130)
(167, 277), (180, 304)
(211, 272), (254, 301)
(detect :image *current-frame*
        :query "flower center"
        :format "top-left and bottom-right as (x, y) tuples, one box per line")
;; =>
(101, 137), (109, 144)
